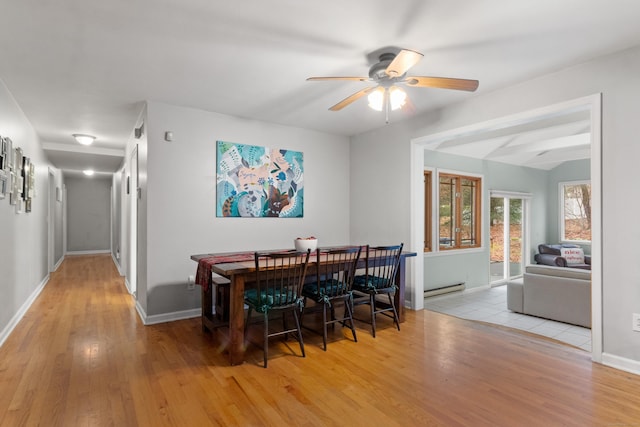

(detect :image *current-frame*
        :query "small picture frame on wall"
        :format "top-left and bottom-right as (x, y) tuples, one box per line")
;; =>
(22, 157), (30, 200)
(0, 169), (7, 199)
(9, 172), (17, 205)
(28, 162), (35, 199)
(13, 146), (22, 174)
(0, 137), (6, 171)
(5, 137), (12, 171)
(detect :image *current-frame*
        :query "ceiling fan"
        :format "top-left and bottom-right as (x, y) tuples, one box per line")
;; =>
(307, 48), (479, 119)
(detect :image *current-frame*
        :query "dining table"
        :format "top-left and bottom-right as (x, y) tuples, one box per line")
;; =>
(191, 247), (416, 365)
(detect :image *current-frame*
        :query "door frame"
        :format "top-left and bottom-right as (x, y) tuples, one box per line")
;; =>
(489, 191), (531, 285)
(47, 168), (55, 272)
(127, 145), (138, 297)
(410, 93), (602, 362)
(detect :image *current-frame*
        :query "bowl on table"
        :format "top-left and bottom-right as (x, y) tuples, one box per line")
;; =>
(294, 237), (318, 252)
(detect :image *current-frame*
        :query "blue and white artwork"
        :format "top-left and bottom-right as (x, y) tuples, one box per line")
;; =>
(216, 141), (304, 217)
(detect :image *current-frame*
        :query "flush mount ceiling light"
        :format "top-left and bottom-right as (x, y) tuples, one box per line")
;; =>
(82, 169), (95, 176)
(73, 134), (96, 146)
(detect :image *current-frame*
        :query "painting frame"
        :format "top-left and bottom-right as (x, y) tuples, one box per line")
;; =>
(216, 140), (304, 218)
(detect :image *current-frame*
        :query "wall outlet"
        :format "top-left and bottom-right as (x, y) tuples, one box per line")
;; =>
(187, 275), (195, 290)
(633, 313), (640, 332)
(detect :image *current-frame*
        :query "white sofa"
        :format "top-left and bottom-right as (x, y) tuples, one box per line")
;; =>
(507, 264), (591, 328)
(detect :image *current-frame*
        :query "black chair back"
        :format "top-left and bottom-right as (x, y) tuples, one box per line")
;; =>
(362, 243), (404, 291)
(248, 250), (310, 312)
(312, 246), (361, 300)
(352, 243), (404, 337)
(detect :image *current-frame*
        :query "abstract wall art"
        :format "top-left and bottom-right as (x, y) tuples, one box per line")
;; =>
(0, 136), (35, 212)
(216, 140), (303, 217)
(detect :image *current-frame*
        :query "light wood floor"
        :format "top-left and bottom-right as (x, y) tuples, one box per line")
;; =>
(2, 255), (640, 426)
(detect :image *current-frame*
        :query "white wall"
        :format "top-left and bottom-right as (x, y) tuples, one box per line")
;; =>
(350, 46), (640, 368)
(136, 101), (351, 318)
(0, 77), (60, 345)
(66, 176), (111, 252)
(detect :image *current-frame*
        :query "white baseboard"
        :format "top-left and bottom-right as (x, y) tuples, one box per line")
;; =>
(464, 284), (493, 293)
(601, 352), (640, 376)
(111, 252), (124, 276)
(66, 249), (111, 255)
(135, 301), (200, 325)
(0, 274), (50, 348)
(424, 284), (491, 302)
(53, 255), (64, 271)
(424, 283), (466, 298)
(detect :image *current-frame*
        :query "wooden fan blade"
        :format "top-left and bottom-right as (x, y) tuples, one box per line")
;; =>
(329, 86), (377, 111)
(386, 49), (423, 77)
(307, 76), (369, 82)
(405, 76), (479, 91)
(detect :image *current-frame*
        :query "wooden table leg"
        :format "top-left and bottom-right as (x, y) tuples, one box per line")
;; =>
(395, 257), (406, 323)
(202, 281), (213, 333)
(227, 274), (246, 365)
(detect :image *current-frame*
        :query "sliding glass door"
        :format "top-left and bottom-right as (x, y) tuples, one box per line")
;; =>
(490, 194), (528, 284)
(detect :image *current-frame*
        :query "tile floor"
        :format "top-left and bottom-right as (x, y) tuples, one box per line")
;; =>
(424, 285), (592, 352)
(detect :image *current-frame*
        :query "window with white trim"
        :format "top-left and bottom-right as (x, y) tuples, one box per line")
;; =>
(560, 180), (591, 242)
(438, 173), (482, 250)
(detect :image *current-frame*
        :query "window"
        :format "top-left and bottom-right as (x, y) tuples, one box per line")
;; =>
(438, 173), (482, 250)
(560, 181), (591, 242)
(424, 170), (432, 252)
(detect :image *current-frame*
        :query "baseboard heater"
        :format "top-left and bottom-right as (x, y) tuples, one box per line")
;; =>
(424, 282), (465, 298)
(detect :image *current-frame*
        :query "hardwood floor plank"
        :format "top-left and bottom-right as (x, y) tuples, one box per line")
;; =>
(2, 254), (640, 426)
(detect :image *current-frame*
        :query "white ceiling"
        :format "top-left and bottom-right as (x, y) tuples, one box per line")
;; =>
(423, 109), (592, 170)
(1, 1), (640, 174)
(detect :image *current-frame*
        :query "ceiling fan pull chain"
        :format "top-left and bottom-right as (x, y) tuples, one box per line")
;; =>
(385, 89), (390, 124)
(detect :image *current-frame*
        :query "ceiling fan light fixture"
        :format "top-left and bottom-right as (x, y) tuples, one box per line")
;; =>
(389, 86), (407, 110)
(367, 88), (385, 111)
(73, 133), (96, 146)
(308, 47), (478, 114)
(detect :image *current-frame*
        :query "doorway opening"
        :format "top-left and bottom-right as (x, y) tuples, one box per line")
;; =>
(489, 192), (530, 285)
(410, 94), (602, 361)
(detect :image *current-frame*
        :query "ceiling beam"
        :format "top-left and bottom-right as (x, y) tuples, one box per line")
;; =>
(485, 132), (590, 159)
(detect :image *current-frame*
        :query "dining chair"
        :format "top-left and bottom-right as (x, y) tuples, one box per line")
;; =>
(244, 249), (310, 368)
(300, 246), (361, 351)
(352, 243), (403, 337)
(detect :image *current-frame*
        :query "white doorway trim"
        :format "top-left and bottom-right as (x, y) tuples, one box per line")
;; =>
(128, 145), (138, 297)
(47, 168), (55, 272)
(410, 93), (602, 363)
